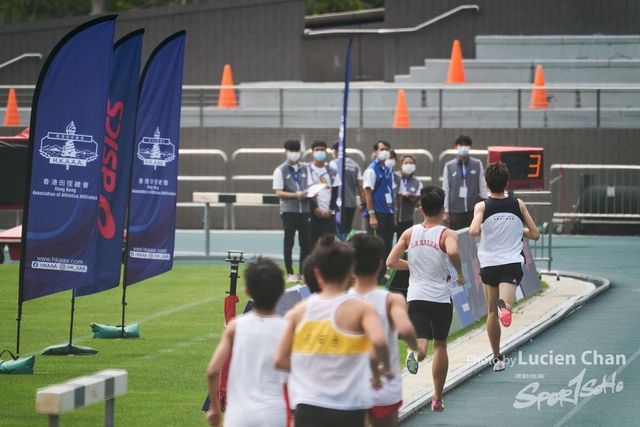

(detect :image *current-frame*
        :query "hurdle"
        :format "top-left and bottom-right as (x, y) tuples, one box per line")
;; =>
(36, 369), (127, 427)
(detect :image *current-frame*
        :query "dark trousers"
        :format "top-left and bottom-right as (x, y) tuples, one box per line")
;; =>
(396, 220), (414, 243)
(337, 206), (356, 236)
(310, 213), (336, 248)
(450, 211), (474, 230)
(294, 403), (365, 427)
(281, 212), (310, 275)
(367, 212), (395, 281)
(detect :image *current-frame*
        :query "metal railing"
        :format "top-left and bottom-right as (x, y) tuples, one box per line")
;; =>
(304, 4), (479, 36)
(0, 54), (42, 70)
(549, 164), (640, 233)
(4, 85), (640, 129)
(512, 190), (555, 274)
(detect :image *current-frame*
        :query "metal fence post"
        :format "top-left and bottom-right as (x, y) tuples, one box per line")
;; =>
(199, 89), (204, 127)
(517, 89), (522, 129)
(279, 88), (284, 128)
(105, 398), (115, 427)
(359, 88), (364, 128)
(438, 89), (443, 128)
(204, 203), (210, 256)
(596, 89), (601, 128)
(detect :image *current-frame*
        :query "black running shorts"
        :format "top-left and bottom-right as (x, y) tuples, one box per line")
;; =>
(294, 404), (365, 427)
(407, 299), (453, 342)
(480, 262), (523, 288)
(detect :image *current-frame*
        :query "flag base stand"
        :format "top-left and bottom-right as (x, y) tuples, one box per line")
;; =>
(90, 322), (140, 339)
(0, 350), (35, 374)
(40, 344), (98, 356)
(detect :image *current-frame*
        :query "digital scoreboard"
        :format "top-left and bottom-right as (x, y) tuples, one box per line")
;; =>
(487, 146), (544, 190)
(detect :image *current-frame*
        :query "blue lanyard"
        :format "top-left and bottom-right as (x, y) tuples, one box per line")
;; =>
(402, 176), (411, 191)
(374, 161), (392, 194)
(285, 163), (302, 187)
(311, 167), (328, 183)
(457, 159), (468, 181)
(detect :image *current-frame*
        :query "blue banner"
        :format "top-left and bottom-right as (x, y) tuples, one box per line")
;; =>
(125, 31), (186, 286)
(335, 39), (353, 232)
(76, 30), (144, 297)
(19, 16), (116, 302)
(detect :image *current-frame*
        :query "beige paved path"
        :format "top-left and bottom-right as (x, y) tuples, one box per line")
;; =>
(401, 274), (589, 403)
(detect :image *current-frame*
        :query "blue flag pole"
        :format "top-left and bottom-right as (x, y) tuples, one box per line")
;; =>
(120, 31), (186, 337)
(16, 15), (116, 357)
(336, 39), (353, 240)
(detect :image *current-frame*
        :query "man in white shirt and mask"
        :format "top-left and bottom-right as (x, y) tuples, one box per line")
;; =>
(309, 140), (341, 248)
(363, 140), (396, 285)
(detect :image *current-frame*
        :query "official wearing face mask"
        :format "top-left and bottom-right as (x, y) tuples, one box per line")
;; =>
(442, 135), (488, 230)
(308, 140), (341, 248)
(395, 155), (423, 242)
(273, 139), (314, 283)
(363, 140), (397, 285)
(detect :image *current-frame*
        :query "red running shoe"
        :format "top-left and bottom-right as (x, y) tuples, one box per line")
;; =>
(431, 400), (444, 412)
(497, 299), (511, 327)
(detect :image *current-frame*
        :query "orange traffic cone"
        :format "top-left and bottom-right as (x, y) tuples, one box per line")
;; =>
(217, 64), (238, 108)
(445, 40), (466, 84)
(4, 88), (21, 126)
(393, 89), (410, 128)
(529, 65), (549, 109)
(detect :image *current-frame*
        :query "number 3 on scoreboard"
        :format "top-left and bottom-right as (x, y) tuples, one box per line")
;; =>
(528, 154), (542, 178)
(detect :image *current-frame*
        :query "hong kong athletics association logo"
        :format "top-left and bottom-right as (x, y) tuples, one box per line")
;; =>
(39, 122), (98, 170)
(137, 127), (176, 170)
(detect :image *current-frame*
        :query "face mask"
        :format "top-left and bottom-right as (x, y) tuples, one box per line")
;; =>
(402, 164), (416, 175)
(385, 159), (396, 168)
(287, 151), (301, 162)
(313, 150), (327, 162)
(377, 150), (390, 162)
(457, 145), (470, 157)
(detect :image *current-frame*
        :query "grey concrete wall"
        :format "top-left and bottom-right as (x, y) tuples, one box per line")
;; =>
(395, 59), (640, 84)
(476, 35), (640, 60)
(383, 0), (640, 82)
(0, 0), (305, 86)
(6, 0), (640, 85)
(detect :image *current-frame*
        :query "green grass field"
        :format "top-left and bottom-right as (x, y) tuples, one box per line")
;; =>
(0, 261), (549, 426)
(0, 264), (232, 427)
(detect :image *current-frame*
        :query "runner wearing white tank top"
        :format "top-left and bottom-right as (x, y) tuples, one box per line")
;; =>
(274, 235), (394, 427)
(225, 313), (288, 426)
(387, 186), (466, 413)
(469, 162), (539, 372)
(206, 258), (290, 427)
(348, 232), (419, 426)
(406, 224), (451, 304)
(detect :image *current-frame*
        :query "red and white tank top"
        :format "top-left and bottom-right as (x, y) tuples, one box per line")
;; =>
(407, 224), (451, 303)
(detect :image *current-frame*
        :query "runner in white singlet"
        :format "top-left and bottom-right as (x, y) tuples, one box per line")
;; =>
(387, 186), (466, 413)
(274, 235), (394, 427)
(205, 258), (288, 427)
(469, 162), (539, 372)
(348, 233), (419, 427)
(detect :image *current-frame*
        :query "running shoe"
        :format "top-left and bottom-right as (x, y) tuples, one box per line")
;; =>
(406, 350), (419, 375)
(431, 400), (444, 412)
(497, 299), (512, 327)
(286, 274), (299, 283)
(492, 354), (506, 372)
